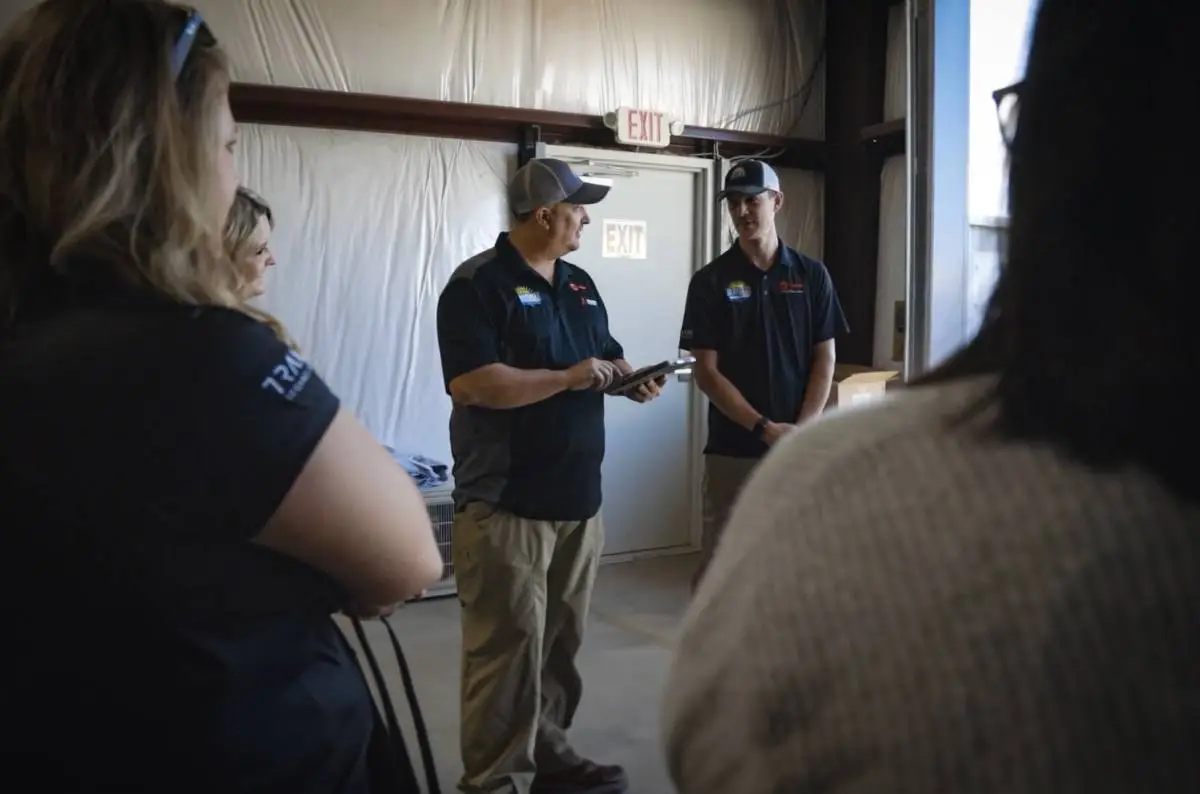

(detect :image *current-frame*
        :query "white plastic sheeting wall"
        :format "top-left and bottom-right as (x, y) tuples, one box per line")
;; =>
(875, 4), (909, 368)
(776, 169), (826, 261)
(884, 4), (907, 122)
(875, 157), (907, 370)
(237, 126), (514, 465)
(195, 0), (826, 139)
(0, 0), (826, 135)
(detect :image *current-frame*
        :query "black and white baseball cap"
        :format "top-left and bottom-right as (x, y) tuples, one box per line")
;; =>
(718, 159), (782, 199)
(508, 158), (611, 216)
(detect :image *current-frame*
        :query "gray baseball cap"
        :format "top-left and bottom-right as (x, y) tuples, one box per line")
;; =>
(719, 159), (782, 199)
(508, 158), (611, 216)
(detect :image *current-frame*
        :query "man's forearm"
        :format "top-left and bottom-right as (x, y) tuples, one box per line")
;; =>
(453, 364), (570, 410)
(695, 368), (762, 430)
(796, 356), (835, 423)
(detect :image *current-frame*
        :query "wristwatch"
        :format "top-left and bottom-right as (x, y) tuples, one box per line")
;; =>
(751, 416), (768, 440)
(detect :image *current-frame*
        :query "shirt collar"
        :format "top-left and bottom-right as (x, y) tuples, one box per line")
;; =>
(726, 237), (794, 275)
(496, 232), (571, 290)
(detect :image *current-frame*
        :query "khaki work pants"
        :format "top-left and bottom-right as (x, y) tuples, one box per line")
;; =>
(452, 502), (604, 794)
(692, 454), (759, 591)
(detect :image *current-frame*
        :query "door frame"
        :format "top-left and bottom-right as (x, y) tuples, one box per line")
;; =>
(540, 143), (719, 562)
(906, 0), (972, 376)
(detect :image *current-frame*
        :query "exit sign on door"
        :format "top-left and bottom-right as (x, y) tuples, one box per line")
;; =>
(602, 219), (648, 260)
(611, 107), (674, 148)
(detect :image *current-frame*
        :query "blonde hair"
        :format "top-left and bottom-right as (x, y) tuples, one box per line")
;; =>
(224, 186), (274, 288)
(222, 186), (298, 350)
(0, 0), (239, 328)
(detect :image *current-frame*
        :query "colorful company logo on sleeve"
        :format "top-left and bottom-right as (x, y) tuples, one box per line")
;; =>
(725, 280), (751, 302)
(514, 286), (542, 307)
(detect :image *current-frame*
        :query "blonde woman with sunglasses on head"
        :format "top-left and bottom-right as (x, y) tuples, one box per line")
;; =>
(0, 2), (442, 791)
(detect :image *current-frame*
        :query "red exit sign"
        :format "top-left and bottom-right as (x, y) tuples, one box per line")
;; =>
(610, 106), (674, 149)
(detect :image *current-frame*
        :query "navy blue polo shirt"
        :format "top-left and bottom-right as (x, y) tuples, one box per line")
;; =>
(679, 241), (849, 459)
(436, 233), (624, 521)
(0, 281), (375, 792)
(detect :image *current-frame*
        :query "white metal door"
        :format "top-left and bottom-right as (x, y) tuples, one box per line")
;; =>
(543, 144), (716, 558)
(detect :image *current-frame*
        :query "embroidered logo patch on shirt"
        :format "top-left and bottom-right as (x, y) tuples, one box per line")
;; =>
(725, 280), (752, 302)
(515, 286), (542, 307)
(777, 278), (805, 294)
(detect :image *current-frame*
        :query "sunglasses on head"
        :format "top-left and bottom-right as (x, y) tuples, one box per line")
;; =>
(169, 9), (209, 80)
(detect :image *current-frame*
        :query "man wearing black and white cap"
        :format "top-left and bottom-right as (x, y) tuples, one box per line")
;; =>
(679, 159), (849, 591)
(436, 158), (661, 794)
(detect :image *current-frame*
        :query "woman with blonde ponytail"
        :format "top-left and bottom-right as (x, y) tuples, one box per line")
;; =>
(0, 2), (442, 790)
(224, 185), (297, 348)
(224, 186), (277, 299)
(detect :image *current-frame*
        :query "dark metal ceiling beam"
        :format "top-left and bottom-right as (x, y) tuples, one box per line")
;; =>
(229, 83), (827, 170)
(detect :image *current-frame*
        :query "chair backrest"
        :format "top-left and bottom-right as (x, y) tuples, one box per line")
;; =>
(346, 616), (442, 794)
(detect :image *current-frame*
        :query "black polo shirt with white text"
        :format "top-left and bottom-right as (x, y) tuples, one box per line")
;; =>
(436, 233), (624, 521)
(679, 241), (848, 459)
(0, 283), (374, 791)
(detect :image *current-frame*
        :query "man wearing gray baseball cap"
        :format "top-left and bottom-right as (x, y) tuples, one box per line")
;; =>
(436, 158), (660, 794)
(679, 159), (848, 592)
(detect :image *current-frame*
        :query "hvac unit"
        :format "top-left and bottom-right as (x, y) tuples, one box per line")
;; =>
(417, 480), (457, 599)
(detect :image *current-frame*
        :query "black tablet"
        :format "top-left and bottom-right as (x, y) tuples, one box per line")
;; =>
(606, 356), (696, 395)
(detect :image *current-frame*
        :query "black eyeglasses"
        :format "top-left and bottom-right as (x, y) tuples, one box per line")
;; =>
(992, 80), (1023, 148)
(169, 9), (206, 80)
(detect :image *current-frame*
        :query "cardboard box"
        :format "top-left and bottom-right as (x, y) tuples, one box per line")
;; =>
(826, 364), (901, 409)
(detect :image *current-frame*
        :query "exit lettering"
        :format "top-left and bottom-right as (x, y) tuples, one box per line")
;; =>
(612, 107), (673, 148)
(627, 110), (662, 144)
(601, 219), (648, 260)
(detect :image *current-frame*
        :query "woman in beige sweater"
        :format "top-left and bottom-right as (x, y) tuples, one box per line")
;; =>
(662, 0), (1200, 791)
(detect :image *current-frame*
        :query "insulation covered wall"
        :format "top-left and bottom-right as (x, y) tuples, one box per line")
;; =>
(775, 169), (826, 261)
(876, 4), (908, 368)
(0, 0), (825, 135)
(213, 0), (824, 138)
(236, 126), (514, 465)
(875, 156), (906, 370)
(884, 4), (907, 122)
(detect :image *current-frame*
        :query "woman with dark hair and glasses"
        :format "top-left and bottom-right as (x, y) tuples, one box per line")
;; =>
(0, 2), (442, 791)
(662, 1), (1199, 792)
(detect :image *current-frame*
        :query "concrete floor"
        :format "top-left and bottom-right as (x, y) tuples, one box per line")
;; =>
(341, 554), (696, 794)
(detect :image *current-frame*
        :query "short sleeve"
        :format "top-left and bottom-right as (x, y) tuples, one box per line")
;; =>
(173, 310), (341, 539)
(808, 259), (850, 342)
(680, 271), (720, 351)
(437, 277), (501, 390)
